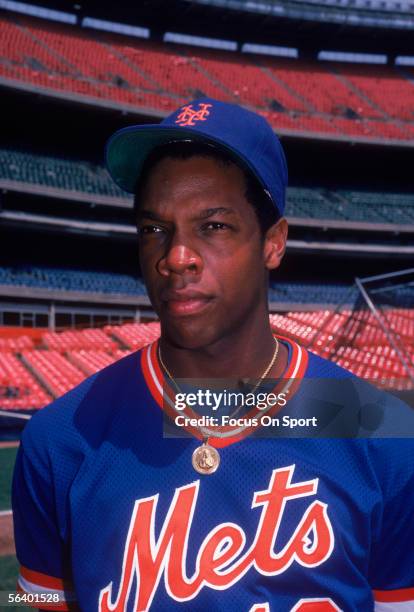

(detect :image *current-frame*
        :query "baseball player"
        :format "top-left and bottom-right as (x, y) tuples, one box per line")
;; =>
(12, 98), (414, 611)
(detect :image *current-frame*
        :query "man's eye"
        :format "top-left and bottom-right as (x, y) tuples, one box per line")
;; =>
(138, 225), (164, 235)
(202, 222), (230, 232)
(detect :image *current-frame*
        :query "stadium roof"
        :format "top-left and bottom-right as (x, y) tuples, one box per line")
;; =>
(2, 0), (414, 53)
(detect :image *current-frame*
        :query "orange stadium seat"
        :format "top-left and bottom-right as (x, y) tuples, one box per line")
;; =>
(0, 310), (412, 411)
(0, 351), (51, 409)
(1, 14), (413, 142)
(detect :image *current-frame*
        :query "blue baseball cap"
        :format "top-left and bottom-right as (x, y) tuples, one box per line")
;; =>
(105, 97), (288, 216)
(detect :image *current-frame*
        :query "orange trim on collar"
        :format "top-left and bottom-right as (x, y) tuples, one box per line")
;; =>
(141, 336), (309, 448)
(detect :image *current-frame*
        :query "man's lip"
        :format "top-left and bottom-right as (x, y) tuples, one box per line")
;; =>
(165, 298), (212, 316)
(160, 290), (214, 316)
(160, 289), (212, 302)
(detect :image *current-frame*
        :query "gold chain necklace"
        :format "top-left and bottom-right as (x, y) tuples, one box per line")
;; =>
(158, 338), (279, 475)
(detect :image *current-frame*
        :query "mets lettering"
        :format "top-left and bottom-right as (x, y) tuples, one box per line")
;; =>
(99, 465), (334, 611)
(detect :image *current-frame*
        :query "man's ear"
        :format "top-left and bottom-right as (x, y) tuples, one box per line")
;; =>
(263, 217), (288, 270)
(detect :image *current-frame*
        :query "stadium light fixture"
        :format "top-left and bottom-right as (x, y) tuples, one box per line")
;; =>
(81, 17), (150, 39)
(0, 0), (76, 23)
(163, 32), (238, 51)
(318, 50), (388, 64)
(395, 55), (414, 65)
(242, 43), (298, 58)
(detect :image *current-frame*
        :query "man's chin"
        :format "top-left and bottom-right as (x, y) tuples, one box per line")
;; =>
(160, 318), (218, 351)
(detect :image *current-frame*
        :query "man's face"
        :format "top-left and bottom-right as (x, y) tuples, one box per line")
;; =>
(137, 155), (278, 349)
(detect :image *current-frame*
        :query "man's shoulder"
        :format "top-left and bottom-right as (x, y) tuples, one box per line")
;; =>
(305, 348), (414, 437)
(306, 349), (355, 379)
(21, 349), (143, 453)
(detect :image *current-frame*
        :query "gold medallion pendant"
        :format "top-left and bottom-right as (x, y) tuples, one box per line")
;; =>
(158, 338), (279, 475)
(192, 442), (220, 475)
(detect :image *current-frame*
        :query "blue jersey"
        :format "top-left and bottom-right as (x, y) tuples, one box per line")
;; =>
(12, 336), (414, 611)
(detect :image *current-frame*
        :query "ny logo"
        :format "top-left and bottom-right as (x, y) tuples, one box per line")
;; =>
(175, 103), (212, 126)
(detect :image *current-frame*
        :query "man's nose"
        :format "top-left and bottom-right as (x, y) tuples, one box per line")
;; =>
(157, 239), (203, 277)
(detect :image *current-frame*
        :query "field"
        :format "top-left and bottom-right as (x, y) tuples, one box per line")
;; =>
(0, 444), (18, 608)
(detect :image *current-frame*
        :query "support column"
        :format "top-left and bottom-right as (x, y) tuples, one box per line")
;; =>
(49, 302), (56, 332)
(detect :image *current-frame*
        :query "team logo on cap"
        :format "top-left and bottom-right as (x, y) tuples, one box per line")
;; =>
(175, 103), (212, 126)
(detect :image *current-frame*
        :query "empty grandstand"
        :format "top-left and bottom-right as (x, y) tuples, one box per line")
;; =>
(186, 0), (414, 28)
(1, 148), (414, 226)
(0, 304), (413, 418)
(0, 266), (147, 296)
(1, 4), (414, 608)
(0, 0), (413, 418)
(1, 13), (414, 144)
(0, 264), (362, 307)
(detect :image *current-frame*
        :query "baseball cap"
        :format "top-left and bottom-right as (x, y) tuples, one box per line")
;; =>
(105, 97), (288, 217)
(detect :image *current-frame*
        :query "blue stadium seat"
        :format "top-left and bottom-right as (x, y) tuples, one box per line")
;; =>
(0, 149), (126, 199)
(268, 282), (358, 304)
(0, 265), (362, 304)
(0, 266), (147, 296)
(1, 149), (414, 225)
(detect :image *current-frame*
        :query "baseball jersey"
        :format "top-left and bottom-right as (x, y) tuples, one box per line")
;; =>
(12, 336), (414, 611)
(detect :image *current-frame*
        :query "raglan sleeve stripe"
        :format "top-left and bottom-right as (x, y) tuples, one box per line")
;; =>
(374, 587), (414, 610)
(17, 565), (75, 611)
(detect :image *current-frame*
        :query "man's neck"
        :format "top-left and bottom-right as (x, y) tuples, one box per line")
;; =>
(159, 321), (289, 381)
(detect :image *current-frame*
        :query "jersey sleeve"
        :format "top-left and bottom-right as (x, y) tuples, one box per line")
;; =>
(12, 410), (77, 610)
(368, 438), (414, 611)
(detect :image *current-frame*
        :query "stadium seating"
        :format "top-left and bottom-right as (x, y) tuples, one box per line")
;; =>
(0, 308), (412, 411)
(0, 266), (147, 296)
(42, 328), (119, 351)
(0, 335), (34, 351)
(0, 264), (361, 303)
(260, 57), (383, 118)
(2, 149), (414, 225)
(336, 64), (414, 124)
(2, 265), (413, 307)
(0, 308), (414, 410)
(105, 322), (161, 350)
(289, 187), (414, 224)
(21, 349), (85, 396)
(67, 349), (130, 375)
(0, 351), (51, 409)
(0, 148), (125, 198)
(270, 309), (414, 390)
(268, 283), (357, 304)
(207, 0), (414, 16)
(1, 15), (414, 142)
(336, 190), (414, 224)
(287, 187), (343, 220)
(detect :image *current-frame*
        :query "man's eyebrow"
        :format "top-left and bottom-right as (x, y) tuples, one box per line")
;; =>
(137, 207), (236, 221)
(136, 209), (162, 221)
(196, 207), (236, 219)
